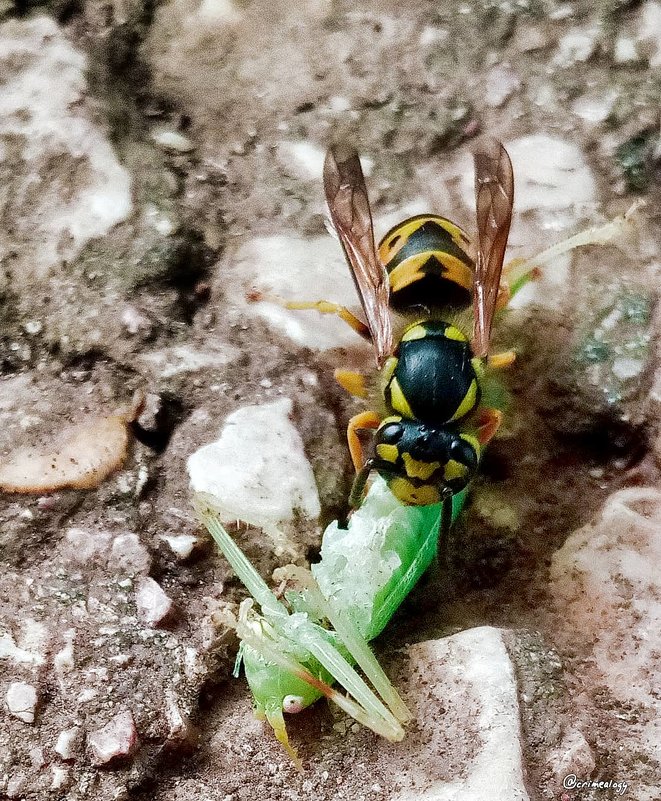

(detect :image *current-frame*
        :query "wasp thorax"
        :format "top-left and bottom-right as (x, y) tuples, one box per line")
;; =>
(381, 320), (480, 426)
(373, 417), (480, 506)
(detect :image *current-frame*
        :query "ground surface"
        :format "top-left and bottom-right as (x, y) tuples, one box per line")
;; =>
(0, 1), (660, 800)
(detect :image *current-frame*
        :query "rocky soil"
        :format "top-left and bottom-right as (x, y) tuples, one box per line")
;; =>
(0, 1), (659, 800)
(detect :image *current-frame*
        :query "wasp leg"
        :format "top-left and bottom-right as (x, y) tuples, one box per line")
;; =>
(347, 410), (381, 472)
(436, 494), (455, 568)
(438, 494), (454, 546)
(269, 296), (371, 340)
(349, 458), (376, 509)
(487, 350), (516, 370)
(475, 407), (503, 446)
(335, 369), (368, 399)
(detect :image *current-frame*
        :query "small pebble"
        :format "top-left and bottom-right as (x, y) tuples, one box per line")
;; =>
(63, 527), (112, 566)
(108, 533), (151, 575)
(88, 710), (138, 766)
(54, 629), (76, 675)
(136, 577), (174, 626)
(554, 28), (598, 66)
(152, 129), (196, 153)
(165, 691), (197, 747)
(28, 746), (45, 768)
(23, 320), (43, 335)
(55, 726), (81, 760)
(51, 766), (70, 791)
(485, 65), (520, 107)
(6, 681), (38, 723)
(121, 306), (151, 335)
(162, 534), (199, 559)
(5, 773), (26, 799)
(614, 36), (637, 63)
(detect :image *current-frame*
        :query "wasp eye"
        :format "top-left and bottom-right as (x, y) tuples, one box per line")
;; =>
(379, 422), (404, 443)
(449, 437), (479, 471)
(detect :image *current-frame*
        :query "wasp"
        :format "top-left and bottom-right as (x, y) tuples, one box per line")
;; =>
(286, 138), (516, 520)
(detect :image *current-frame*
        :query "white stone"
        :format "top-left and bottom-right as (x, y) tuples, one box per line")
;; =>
(28, 746), (45, 768)
(0, 620), (47, 666)
(532, 83), (557, 109)
(612, 357), (644, 380)
(62, 527), (112, 565)
(614, 36), (638, 63)
(514, 24), (546, 52)
(164, 689), (195, 743)
(121, 306), (151, 335)
(503, 135), (596, 217)
(54, 726), (81, 760)
(152, 129), (196, 153)
(50, 767), (70, 791)
(392, 628), (529, 800)
(88, 710), (138, 765)
(278, 140), (371, 181)
(136, 577), (174, 626)
(5, 681), (38, 723)
(54, 629), (76, 676)
(5, 774), (26, 798)
(554, 28), (599, 66)
(187, 398), (320, 533)
(327, 95), (352, 112)
(23, 320), (43, 335)
(145, 203), (179, 236)
(485, 65), (520, 108)
(637, 1), (661, 66)
(278, 140), (327, 180)
(184, 646), (204, 679)
(0, 16), (132, 282)
(571, 90), (619, 125)
(161, 533), (199, 559)
(419, 25), (449, 47)
(76, 687), (98, 703)
(550, 487), (661, 789)
(108, 533), (151, 575)
(197, 0), (242, 24)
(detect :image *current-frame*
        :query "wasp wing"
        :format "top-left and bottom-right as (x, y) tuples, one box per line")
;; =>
(472, 138), (514, 358)
(324, 145), (393, 367)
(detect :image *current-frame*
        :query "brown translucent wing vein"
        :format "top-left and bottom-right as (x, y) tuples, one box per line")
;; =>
(324, 145), (392, 367)
(472, 138), (514, 359)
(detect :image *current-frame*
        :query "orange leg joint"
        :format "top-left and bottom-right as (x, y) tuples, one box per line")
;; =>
(488, 350), (516, 370)
(347, 411), (381, 472)
(334, 369), (368, 399)
(475, 408), (503, 446)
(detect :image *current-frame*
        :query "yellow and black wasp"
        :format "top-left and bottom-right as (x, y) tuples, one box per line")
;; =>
(286, 138), (516, 518)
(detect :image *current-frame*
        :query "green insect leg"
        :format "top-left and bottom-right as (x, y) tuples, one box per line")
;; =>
(263, 701), (302, 770)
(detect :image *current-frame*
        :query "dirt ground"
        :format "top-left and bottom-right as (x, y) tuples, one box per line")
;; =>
(0, 1), (660, 800)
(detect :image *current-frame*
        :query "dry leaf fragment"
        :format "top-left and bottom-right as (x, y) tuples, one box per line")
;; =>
(0, 392), (144, 494)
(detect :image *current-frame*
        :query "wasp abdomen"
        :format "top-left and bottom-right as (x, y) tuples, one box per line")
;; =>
(378, 215), (474, 311)
(382, 321), (480, 425)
